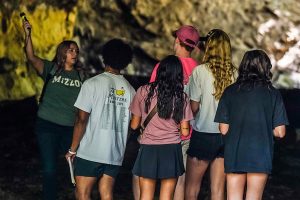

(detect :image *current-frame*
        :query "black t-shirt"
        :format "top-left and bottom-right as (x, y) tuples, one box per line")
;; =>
(214, 83), (289, 173)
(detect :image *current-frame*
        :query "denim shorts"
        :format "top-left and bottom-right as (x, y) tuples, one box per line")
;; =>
(187, 130), (224, 161)
(74, 157), (120, 178)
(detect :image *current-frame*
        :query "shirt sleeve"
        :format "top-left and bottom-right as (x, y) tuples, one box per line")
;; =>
(273, 90), (289, 128)
(129, 87), (143, 117)
(74, 80), (93, 113)
(40, 60), (54, 80)
(214, 89), (230, 124)
(149, 63), (159, 83)
(186, 67), (202, 102)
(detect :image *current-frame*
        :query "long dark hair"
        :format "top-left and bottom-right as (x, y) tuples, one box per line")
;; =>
(52, 40), (82, 71)
(236, 49), (272, 89)
(145, 55), (185, 123)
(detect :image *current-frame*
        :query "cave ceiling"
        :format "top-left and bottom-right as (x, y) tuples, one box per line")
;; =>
(0, 0), (300, 100)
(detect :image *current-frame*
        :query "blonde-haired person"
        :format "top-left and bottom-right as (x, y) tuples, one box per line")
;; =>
(185, 29), (236, 200)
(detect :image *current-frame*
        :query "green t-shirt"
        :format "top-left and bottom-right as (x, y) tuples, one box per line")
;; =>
(37, 60), (83, 126)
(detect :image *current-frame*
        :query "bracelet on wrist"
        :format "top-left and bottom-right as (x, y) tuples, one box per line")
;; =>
(68, 149), (76, 155)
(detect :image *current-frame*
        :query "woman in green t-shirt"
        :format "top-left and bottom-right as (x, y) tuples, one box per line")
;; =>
(23, 20), (85, 200)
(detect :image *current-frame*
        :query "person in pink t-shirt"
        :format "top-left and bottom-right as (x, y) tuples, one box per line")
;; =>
(149, 25), (199, 85)
(146, 25), (200, 200)
(130, 55), (193, 200)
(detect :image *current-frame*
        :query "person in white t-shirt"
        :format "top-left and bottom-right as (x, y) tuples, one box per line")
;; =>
(185, 29), (236, 200)
(65, 39), (135, 200)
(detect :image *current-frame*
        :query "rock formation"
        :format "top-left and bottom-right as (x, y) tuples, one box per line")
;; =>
(0, 0), (300, 101)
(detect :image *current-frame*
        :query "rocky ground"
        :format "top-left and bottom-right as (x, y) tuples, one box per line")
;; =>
(0, 81), (299, 200)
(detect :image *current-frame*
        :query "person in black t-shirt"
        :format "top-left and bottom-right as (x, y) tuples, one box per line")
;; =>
(215, 50), (289, 200)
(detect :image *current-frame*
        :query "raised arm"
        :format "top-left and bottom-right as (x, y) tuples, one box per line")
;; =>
(23, 20), (44, 75)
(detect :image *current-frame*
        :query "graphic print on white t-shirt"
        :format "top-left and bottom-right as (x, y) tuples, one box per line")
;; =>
(100, 86), (129, 133)
(75, 72), (135, 165)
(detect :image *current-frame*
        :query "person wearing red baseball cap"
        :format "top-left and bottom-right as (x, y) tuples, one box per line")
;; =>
(150, 25), (200, 85)
(172, 25), (200, 49)
(131, 25), (200, 200)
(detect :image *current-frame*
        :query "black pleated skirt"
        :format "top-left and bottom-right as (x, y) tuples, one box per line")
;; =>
(132, 143), (184, 179)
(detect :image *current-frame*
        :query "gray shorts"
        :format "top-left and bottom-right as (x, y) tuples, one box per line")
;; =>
(181, 139), (190, 169)
(74, 157), (120, 178)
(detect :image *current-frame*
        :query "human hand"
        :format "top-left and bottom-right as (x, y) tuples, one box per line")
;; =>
(22, 20), (31, 36)
(65, 149), (76, 162)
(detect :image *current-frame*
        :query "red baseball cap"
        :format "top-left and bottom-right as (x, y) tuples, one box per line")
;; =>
(172, 25), (200, 48)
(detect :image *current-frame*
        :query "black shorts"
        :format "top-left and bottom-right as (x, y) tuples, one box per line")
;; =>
(187, 130), (224, 161)
(74, 157), (120, 178)
(132, 143), (184, 179)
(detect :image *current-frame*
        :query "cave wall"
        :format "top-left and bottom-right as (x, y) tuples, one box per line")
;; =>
(0, 0), (300, 101)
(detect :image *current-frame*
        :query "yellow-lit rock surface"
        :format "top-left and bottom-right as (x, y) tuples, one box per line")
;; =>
(0, 0), (300, 101)
(0, 2), (77, 100)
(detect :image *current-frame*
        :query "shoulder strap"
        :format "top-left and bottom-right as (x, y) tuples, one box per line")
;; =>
(141, 104), (157, 129)
(39, 64), (58, 103)
(49, 65), (58, 75)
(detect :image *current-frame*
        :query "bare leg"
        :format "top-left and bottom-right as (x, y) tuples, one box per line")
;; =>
(226, 173), (246, 200)
(184, 156), (209, 200)
(132, 175), (140, 200)
(160, 178), (178, 200)
(173, 174), (185, 200)
(210, 158), (226, 200)
(245, 173), (268, 200)
(98, 174), (115, 200)
(174, 140), (189, 200)
(75, 176), (97, 200)
(140, 177), (156, 200)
